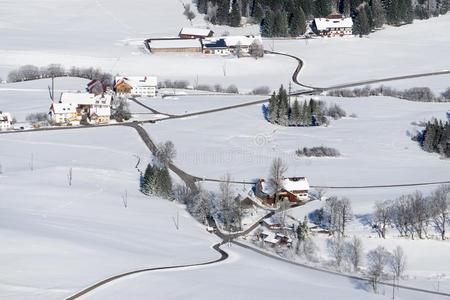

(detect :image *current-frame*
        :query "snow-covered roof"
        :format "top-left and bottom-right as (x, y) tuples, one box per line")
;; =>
(60, 93), (96, 105)
(179, 27), (213, 37)
(263, 232), (280, 244)
(149, 39), (202, 49)
(51, 103), (77, 114)
(0, 111), (12, 122)
(314, 17), (353, 31)
(260, 177), (309, 195)
(115, 76), (157, 88)
(222, 35), (262, 47)
(282, 177), (309, 192)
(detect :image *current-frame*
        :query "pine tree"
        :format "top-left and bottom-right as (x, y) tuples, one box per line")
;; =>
(371, 0), (386, 28)
(254, 3), (265, 22)
(302, 101), (311, 125)
(272, 10), (289, 37)
(142, 164), (155, 195)
(216, 0), (230, 24)
(261, 10), (274, 37)
(298, 0), (314, 18)
(278, 85), (289, 125)
(314, 0), (332, 17)
(291, 99), (301, 126)
(158, 166), (173, 199)
(230, 0), (242, 27)
(268, 92), (278, 123)
(289, 6), (307, 36)
(343, 0), (351, 15)
(353, 7), (371, 36)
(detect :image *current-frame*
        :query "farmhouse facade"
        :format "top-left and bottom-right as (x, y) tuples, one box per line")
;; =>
(0, 111), (13, 131)
(313, 13), (353, 37)
(49, 93), (112, 125)
(256, 177), (310, 206)
(114, 76), (157, 97)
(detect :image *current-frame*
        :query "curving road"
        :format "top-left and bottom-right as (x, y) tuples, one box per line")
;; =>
(65, 243), (228, 300)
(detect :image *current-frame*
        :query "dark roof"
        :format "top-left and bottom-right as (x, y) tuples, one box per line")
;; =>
(203, 39), (227, 49)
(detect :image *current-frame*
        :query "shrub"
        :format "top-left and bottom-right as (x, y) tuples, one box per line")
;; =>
(296, 146), (340, 157)
(251, 86), (271, 95)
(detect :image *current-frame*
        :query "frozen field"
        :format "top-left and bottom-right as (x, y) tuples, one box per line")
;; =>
(0, 127), (219, 299)
(146, 96), (450, 194)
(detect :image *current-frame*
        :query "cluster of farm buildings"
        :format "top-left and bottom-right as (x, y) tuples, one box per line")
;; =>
(145, 27), (263, 56)
(47, 76), (157, 126)
(144, 14), (354, 56)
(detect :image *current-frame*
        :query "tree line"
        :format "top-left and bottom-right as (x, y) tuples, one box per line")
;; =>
(194, 0), (449, 37)
(415, 119), (450, 158)
(7, 64), (113, 86)
(263, 85), (347, 127)
(373, 185), (450, 240)
(328, 85), (450, 102)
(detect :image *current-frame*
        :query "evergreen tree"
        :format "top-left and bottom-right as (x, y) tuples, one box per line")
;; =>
(353, 7), (371, 36)
(291, 99), (302, 125)
(268, 92), (278, 123)
(289, 6), (307, 36)
(298, 0), (314, 18)
(384, 0), (401, 25)
(302, 101), (311, 125)
(142, 164), (155, 195)
(196, 0), (208, 14)
(261, 10), (274, 37)
(314, 0), (332, 17)
(254, 3), (265, 22)
(158, 165), (173, 199)
(371, 0), (386, 28)
(216, 0), (230, 24)
(272, 10), (289, 36)
(278, 85), (289, 125)
(230, 0), (242, 27)
(342, 0), (351, 15)
(398, 0), (414, 23)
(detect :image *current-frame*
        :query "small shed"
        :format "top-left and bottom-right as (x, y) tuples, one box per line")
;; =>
(179, 27), (214, 39)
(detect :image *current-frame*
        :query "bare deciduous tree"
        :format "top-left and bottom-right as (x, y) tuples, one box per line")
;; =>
(429, 185), (450, 240)
(217, 174), (238, 232)
(324, 196), (353, 237)
(268, 157), (287, 204)
(183, 3), (196, 23)
(367, 246), (389, 293)
(328, 237), (346, 268)
(389, 246), (407, 286)
(345, 236), (363, 272)
(373, 200), (391, 238)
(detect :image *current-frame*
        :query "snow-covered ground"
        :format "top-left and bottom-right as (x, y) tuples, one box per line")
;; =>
(146, 95), (450, 189)
(0, 127), (219, 299)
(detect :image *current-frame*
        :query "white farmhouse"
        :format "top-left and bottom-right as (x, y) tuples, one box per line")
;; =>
(50, 92), (112, 125)
(313, 13), (353, 37)
(114, 76), (157, 97)
(0, 111), (13, 131)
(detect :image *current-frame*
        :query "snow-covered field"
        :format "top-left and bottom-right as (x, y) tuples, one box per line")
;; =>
(146, 95), (450, 191)
(0, 126), (219, 299)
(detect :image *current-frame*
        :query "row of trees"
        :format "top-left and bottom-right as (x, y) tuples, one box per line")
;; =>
(328, 85), (450, 102)
(416, 119), (450, 158)
(328, 238), (407, 293)
(195, 0), (448, 37)
(265, 85), (346, 127)
(7, 64), (113, 86)
(373, 185), (450, 240)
